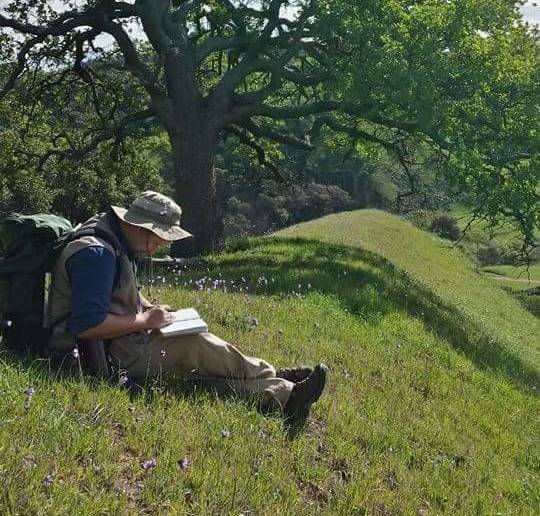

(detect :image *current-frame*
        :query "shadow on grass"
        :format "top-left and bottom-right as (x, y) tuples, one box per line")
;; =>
(178, 237), (539, 393)
(0, 347), (296, 433)
(1, 235), (536, 437)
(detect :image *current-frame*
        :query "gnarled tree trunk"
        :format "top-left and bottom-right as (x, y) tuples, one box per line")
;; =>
(168, 126), (223, 256)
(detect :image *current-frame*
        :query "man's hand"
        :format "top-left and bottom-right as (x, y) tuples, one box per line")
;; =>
(143, 306), (175, 329)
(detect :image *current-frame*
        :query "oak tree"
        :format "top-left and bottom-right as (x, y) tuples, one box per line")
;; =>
(0, 0), (538, 253)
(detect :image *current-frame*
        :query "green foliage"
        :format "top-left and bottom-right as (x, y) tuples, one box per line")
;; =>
(0, 90), (170, 221)
(0, 0), (537, 251)
(317, 0), (540, 248)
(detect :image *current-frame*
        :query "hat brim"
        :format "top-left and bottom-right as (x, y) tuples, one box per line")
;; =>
(111, 206), (192, 242)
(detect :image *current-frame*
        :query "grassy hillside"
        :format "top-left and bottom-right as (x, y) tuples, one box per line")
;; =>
(0, 210), (538, 514)
(279, 210), (539, 374)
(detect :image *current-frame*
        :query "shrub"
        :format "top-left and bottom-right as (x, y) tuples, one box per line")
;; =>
(223, 182), (354, 238)
(476, 241), (523, 266)
(430, 214), (462, 241)
(405, 209), (437, 231)
(282, 183), (354, 223)
(477, 241), (503, 265)
(223, 213), (251, 238)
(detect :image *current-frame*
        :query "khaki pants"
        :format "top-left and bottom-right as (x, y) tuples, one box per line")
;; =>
(108, 331), (294, 411)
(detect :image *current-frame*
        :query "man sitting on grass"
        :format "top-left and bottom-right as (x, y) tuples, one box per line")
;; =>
(48, 191), (327, 425)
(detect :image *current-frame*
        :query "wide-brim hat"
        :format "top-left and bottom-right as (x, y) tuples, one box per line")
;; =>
(111, 191), (192, 242)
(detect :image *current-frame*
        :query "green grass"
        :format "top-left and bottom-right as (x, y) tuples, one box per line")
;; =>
(481, 264), (540, 292)
(1, 210), (538, 514)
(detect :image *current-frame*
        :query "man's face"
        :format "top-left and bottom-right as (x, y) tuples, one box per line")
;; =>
(130, 227), (168, 255)
(143, 230), (169, 255)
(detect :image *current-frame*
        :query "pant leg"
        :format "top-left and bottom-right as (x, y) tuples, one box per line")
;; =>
(108, 331), (294, 411)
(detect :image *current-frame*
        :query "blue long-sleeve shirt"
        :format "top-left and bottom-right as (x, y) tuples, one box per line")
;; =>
(64, 211), (138, 336)
(65, 246), (117, 336)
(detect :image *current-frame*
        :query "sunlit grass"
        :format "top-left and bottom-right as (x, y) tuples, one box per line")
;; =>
(0, 210), (538, 514)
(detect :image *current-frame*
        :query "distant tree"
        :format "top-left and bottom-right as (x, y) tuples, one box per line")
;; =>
(0, 1), (538, 254)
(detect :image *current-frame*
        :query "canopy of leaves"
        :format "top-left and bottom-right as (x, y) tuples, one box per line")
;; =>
(0, 0), (537, 252)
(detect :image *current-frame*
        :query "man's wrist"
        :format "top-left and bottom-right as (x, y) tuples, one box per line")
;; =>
(134, 312), (149, 331)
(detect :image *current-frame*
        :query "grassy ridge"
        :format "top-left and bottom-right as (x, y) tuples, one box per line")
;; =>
(0, 210), (538, 514)
(279, 210), (539, 373)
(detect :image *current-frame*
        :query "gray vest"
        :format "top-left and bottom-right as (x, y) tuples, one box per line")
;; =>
(48, 213), (140, 351)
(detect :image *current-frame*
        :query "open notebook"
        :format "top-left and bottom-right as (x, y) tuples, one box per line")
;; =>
(159, 308), (208, 338)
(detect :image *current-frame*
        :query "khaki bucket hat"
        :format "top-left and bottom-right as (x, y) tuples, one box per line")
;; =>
(111, 191), (192, 242)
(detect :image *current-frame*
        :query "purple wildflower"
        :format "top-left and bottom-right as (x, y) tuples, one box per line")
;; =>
(142, 458), (157, 470)
(178, 457), (190, 470)
(43, 473), (54, 488)
(24, 386), (35, 397)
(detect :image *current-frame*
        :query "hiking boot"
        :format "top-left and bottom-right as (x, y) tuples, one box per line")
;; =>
(283, 364), (328, 424)
(275, 365), (313, 383)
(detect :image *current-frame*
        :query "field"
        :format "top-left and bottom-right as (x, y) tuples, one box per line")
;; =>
(0, 210), (538, 514)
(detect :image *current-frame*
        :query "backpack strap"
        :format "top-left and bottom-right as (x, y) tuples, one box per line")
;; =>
(67, 226), (123, 256)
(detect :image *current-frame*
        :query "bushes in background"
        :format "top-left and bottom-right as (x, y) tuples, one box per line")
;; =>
(407, 210), (462, 241)
(430, 214), (462, 241)
(223, 183), (354, 238)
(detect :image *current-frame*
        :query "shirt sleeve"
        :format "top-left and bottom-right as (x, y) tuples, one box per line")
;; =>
(65, 245), (116, 337)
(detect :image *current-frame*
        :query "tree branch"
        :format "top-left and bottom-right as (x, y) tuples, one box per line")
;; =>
(195, 35), (253, 64)
(208, 0), (288, 110)
(0, 10), (89, 37)
(239, 119), (314, 151)
(224, 124), (285, 181)
(36, 108), (155, 170)
(95, 17), (165, 100)
(73, 28), (101, 84)
(176, 0), (206, 19)
(311, 115), (395, 149)
(137, 0), (173, 55)
(0, 35), (45, 98)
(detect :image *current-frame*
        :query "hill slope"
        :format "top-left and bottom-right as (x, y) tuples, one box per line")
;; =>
(0, 210), (538, 514)
(279, 209), (539, 379)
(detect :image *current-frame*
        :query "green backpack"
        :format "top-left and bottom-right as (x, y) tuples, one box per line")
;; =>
(0, 213), (75, 353)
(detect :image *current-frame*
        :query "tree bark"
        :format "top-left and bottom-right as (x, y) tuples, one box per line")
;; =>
(168, 126), (223, 256)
